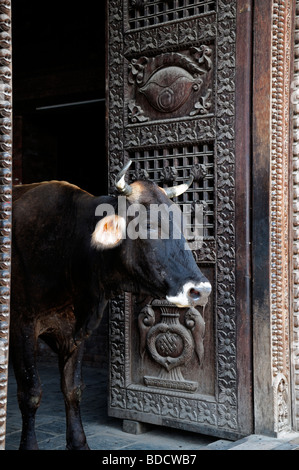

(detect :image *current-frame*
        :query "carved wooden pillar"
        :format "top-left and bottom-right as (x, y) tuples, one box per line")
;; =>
(253, 0), (294, 436)
(292, 0), (299, 432)
(0, 0), (11, 451)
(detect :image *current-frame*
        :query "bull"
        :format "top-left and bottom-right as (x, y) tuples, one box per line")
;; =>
(10, 160), (211, 450)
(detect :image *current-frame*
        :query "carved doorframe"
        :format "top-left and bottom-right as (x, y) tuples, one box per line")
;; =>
(290, 0), (299, 434)
(0, 0), (295, 449)
(0, 0), (12, 451)
(253, 0), (295, 436)
(107, 0), (253, 440)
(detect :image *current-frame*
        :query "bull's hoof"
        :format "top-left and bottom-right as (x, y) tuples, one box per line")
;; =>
(66, 442), (90, 450)
(19, 438), (39, 450)
(19, 444), (39, 450)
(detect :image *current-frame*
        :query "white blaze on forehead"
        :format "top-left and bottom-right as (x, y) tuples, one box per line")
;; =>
(166, 281), (212, 308)
(127, 181), (144, 203)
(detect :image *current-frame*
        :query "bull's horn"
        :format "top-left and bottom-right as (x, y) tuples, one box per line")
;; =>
(163, 175), (194, 199)
(115, 160), (133, 196)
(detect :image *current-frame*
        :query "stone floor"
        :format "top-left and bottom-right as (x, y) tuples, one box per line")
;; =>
(4, 361), (299, 451)
(4, 361), (218, 451)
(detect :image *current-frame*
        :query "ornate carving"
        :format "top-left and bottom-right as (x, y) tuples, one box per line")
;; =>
(140, 66), (202, 114)
(127, 49), (213, 120)
(131, 167), (150, 182)
(190, 89), (212, 116)
(108, 0), (239, 436)
(128, 100), (149, 124)
(139, 305), (204, 393)
(138, 305), (155, 359)
(124, 14), (217, 54)
(129, 0), (148, 9)
(160, 166), (178, 184)
(0, 0), (11, 450)
(273, 374), (290, 433)
(128, 57), (149, 85)
(124, 118), (216, 147)
(190, 163), (208, 181)
(185, 307), (205, 364)
(270, 0), (292, 433)
(292, 0), (299, 432)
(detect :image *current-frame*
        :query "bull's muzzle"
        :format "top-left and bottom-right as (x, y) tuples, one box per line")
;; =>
(166, 281), (212, 308)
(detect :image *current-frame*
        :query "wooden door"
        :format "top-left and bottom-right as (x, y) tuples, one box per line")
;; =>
(107, 0), (252, 439)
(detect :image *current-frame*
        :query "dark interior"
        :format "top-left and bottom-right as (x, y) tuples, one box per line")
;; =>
(11, 1), (108, 366)
(12, 0), (107, 196)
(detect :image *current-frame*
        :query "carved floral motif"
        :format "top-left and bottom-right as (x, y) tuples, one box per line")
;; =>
(128, 100), (149, 123)
(124, 118), (216, 147)
(124, 15), (217, 55)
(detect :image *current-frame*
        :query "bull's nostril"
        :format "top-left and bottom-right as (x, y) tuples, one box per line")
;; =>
(188, 288), (201, 301)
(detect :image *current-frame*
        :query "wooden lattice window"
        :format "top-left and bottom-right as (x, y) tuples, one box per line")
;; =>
(128, 142), (215, 238)
(128, 0), (216, 29)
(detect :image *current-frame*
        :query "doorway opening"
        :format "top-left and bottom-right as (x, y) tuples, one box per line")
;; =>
(11, 0), (108, 367)
(12, 0), (107, 194)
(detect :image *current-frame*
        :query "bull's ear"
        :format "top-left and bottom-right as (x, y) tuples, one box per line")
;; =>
(91, 214), (126, 250)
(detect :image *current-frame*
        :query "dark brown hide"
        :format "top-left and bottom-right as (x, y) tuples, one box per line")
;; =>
(11, 180), (209, 450)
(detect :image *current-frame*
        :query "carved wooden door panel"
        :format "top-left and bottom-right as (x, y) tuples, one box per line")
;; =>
(107, 0), (252, 439)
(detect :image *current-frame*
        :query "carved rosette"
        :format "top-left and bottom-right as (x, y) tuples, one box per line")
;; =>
(108, 0), (239, 436)
(0, 0), (11, 450)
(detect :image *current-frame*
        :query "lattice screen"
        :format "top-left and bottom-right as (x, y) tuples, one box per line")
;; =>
(128, 0), (216, 29)
(128, 142), (214, 238)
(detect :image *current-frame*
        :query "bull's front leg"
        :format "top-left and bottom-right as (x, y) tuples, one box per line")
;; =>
(59, 342), (89, 450)
(10, 325), (42, 450)
(59, 296), (107, 450)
